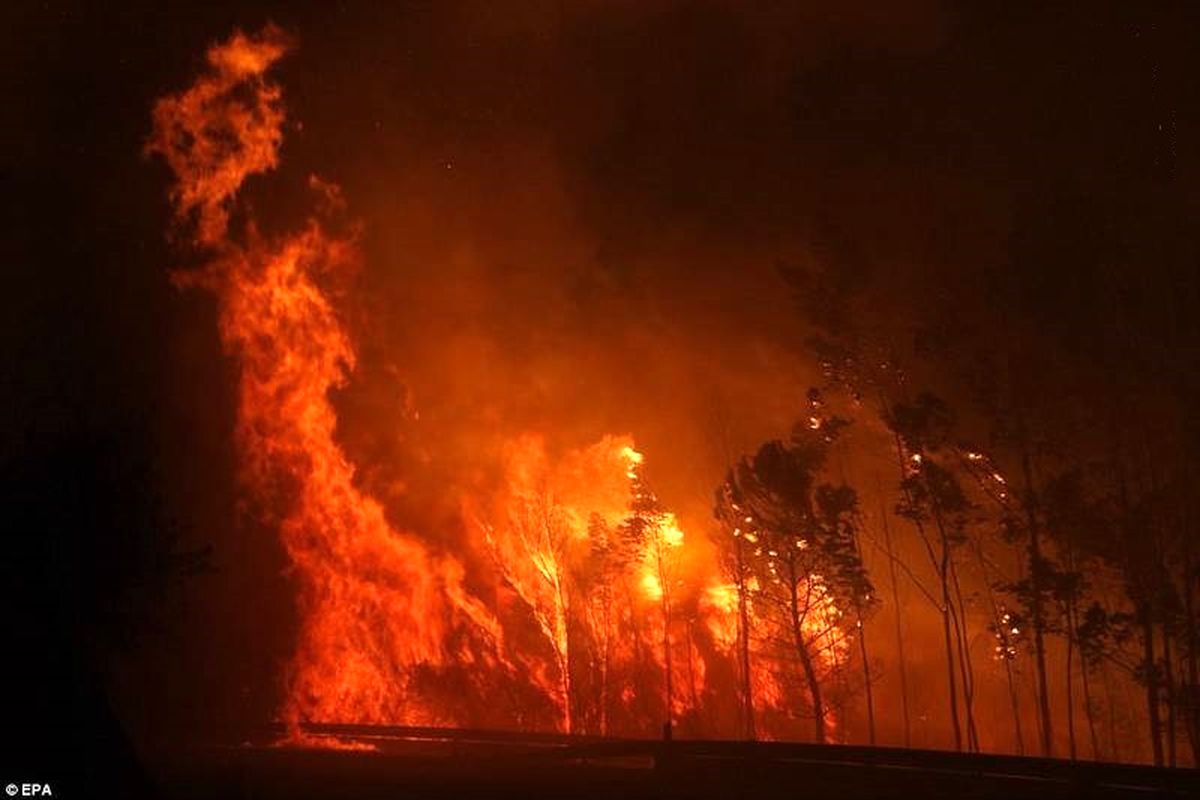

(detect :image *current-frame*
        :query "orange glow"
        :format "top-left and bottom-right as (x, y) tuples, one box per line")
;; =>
(469, 434), (708, 731)
(702, 583), (739, 649)
(147, 26), (290, 247)
(148, 27), (505, 734)
(149, 26), (851, 744)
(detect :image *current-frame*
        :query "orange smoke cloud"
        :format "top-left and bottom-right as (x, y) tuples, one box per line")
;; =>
(148, 25), (852, 744)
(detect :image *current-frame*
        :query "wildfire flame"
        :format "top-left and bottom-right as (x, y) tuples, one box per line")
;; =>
(148, 26), (505, 735)
(148, 26), (853, 744)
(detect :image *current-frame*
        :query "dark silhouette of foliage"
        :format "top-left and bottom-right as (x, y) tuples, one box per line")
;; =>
(715, 400), (875, 743)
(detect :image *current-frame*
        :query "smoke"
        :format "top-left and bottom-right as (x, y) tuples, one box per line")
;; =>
(146, 14), (891, 739)
(5, 0), (1189, 765)
(259, 0), (956, 532)
(141, 1), (1187, 754)
(140, 2), (970, 743)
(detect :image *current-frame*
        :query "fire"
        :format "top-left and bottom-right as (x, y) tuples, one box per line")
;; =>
(621, 445), (644, 475)
(147, 26), (289, 248)
(148, 27), (505, 734)
(149, 26), (853, 744)
(702, 583), (740, 649)
(471, 435), (705, 732)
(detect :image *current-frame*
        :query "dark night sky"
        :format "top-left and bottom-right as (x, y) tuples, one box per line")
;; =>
(3, 1), (1197, 792)
(6, 1), (1195, 437)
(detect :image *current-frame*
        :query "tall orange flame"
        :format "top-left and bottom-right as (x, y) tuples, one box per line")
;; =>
(148, 27), (504, 734)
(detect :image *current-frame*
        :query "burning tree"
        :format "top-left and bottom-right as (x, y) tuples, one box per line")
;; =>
(618, 447), (685, 729)
(139, 22), (1196, 765)
(716, 403), (873, 743)
(482, 476), (577, 733)
(472, 437), (698, 736)
(714, 481), (758, 740)
(578, 512), (619, 734)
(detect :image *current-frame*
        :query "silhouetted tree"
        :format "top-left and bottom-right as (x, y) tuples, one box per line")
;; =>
(717, 402), (874, 743)
(888, 393), (980, 752)
(715, 481), (759, 740)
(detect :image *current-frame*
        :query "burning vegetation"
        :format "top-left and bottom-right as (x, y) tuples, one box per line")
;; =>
(147, 26), (862, 744)
(141, 24), (1200, 768)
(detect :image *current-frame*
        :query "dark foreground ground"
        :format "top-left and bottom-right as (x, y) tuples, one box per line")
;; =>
(143, 725), (1199, 800)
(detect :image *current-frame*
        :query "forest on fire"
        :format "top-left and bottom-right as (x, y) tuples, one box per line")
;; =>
(128, 23), (1200, 767)
(8, 4), (1199, 792)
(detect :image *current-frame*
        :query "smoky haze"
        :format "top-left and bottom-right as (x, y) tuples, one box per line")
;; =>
(6, 0), (1198, 781)
(277, 0), (947, 524)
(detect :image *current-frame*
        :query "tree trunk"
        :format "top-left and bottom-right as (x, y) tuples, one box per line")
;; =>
(736, 535), (756, 740)
(660, 585), (673, 729)
(1019, 443), (1055, 757)
(928, 502), (964, 752)
(599, 596), (610, 736)
(858, 617), (876, 745)
(1115, 454), (1163, 766)
(1142, 608), (1165, 766)
(979, 540), (1025, 755)
(1183, 530), (1200, 766)
(1103, 660), (1121, 762)
(1163, 623), (1177, 767)
(788, 561), (826, 743)
(885, 421), (960, 751)
(557, 582), (573, 734)
(1064, 540), (1100, 760)
(685, 617), (700, 712)
(937, 539), (963, 751)
(1079, 653), (1100, 760)
(624, 576), (649, 729)
(1145, 453), (1178, 769)
(879, 489), (912, 747)
(1005, 658), (1026, 755)
(948, 561), (979, 751)
(851, 495), (876, 747)
(1066, 613), (1077, 760)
